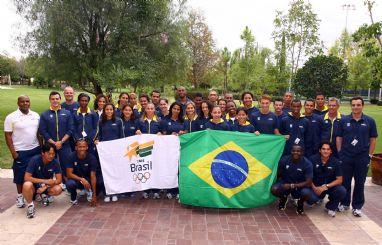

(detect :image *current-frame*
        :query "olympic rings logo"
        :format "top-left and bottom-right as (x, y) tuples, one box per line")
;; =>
(133, 172), (151, 183)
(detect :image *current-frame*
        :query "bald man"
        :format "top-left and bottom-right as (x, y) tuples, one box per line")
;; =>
(4, 95), (41, 208)
(176, 86), (192, 111)
(282, 92), (294, 113)
(61, 86), (79, 114)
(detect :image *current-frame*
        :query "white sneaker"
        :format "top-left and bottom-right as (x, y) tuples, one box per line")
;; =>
(79, 189), (86, 197)
(142, 192), (149, 199)
(47, 196), (54, 203)
(166, 193), (173, 199)
(176, 194), (179, 200)
(86, 190), (93, 202)
(153, 193), (160, 199)
(352, 209), (362, 217)
(111, 195), (118, 202)
(35, 194), (42, 202)
(61, 184), (67, 191)
(70, 199), (78, 205)
(337, 204), (349, 212)
(104, 196), (111, 203)
(327, 210), (336, 217)
(26, 204), (36, 219)
(16, 194), (25, 208)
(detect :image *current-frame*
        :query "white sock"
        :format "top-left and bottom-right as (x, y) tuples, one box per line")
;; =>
(28, 202), (34, 207)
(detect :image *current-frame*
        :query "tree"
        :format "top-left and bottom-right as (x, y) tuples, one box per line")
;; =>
(216, 47), (231, 93)
(0, 55), (21, 81)
(227, 27), (280, 96)
(329, 30), (355, 62)
(15, 0), (189, 95)
(292, 55), (347, 98)
(275, 33), (289, 93)
(347, 54), (373, 94)
(273, 0), (323, 91)
(351, 0), (382, 99)
(186, 10), (217, 89)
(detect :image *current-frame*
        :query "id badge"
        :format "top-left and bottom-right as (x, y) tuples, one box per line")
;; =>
(351, 139), (358, 146)
(82, 131), (87, 137)
(294, 137), (300, 144)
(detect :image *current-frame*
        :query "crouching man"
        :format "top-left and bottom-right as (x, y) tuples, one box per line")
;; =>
(308, 141), (346, 217)
(22, 143), (63, 218)
(66, 139), (99, 206)
(271, 145), (313, 215)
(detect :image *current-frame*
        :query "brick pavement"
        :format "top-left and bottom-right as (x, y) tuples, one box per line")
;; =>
(35, 195), (328, 245)
(0, 178), (16, 213)
(1, 172), (382, 245)
(364, 186), (382, 227)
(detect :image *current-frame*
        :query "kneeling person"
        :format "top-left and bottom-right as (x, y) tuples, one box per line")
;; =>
(308, 142), (346, 217)
(22, 143), (63, 218)
(66, 139), (98, 206)
(271, 145), (313, 215)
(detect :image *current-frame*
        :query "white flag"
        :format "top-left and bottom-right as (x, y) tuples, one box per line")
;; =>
(97, 134), (180, 195)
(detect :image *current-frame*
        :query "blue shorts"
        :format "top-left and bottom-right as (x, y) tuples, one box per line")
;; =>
(12, 147), (41, 184)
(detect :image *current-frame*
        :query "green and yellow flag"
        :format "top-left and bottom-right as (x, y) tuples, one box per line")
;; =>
(179, 130), (285, 208)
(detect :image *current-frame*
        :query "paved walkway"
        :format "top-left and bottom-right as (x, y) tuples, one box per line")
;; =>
(1, 169), (381, 245)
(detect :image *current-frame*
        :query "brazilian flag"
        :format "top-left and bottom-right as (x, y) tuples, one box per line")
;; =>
(179, 130), (285, 208)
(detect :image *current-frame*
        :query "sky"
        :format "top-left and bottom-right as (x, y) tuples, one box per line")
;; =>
(1, 0), (381, 59)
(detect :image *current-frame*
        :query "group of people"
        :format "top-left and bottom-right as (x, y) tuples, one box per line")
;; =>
(4, 86), (378, 219)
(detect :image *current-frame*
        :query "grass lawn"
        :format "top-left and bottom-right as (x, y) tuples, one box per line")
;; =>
(1, 85), (381, 169)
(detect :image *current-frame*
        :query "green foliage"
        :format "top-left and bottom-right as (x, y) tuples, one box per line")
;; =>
(273, 0), (323, 89)
(226, 27), (282, 96)
(186, 10), (217, 89)
(0, 55), (21, 81)
(293, 55), (347, 98)
(329, 30), (355, 61)
(15, 0), (190, 95)
(347, 54), (373, 93)
(216, 47), (231, 93)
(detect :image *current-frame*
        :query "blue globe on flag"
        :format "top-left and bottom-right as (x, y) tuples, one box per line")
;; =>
(211, 150), (249, 188)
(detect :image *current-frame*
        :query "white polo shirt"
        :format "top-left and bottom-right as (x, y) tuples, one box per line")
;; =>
(4, 109), (40, 151)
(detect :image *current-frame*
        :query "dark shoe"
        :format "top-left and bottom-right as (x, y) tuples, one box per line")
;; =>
(278, 197), (288, 210)
(296, 201), (304, 215)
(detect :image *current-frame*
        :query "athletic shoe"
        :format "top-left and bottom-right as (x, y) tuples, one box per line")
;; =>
(352, 209), (362, 217)
(47, 195), (54, 203)
(337, 204), (350, 212)
(292, 198), (298, 207)
(70, 199), (78, 205)
(104, 196), (111, 203)
(153, 193), (160, 199)
(166, 193), (173, 199)
(16, 195), (25, 208)
(86, 190), (93, 203)
(26, 204), (36, 219)
(79, 189), (86, 197)
(41, 194), (49, 207)
(278, 197), (288, 210)
(142, 192), (149, 199)
(111, 195), (118, 202)
(176, 194), (179, 200)
(35, 194), (42, 202)
(327, 210), (336, 217)
(296, 201), (304, 215)
(61, 184), (67, 191)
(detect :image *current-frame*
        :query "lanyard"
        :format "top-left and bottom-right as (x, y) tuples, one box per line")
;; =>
(55, 111), (59, 141)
